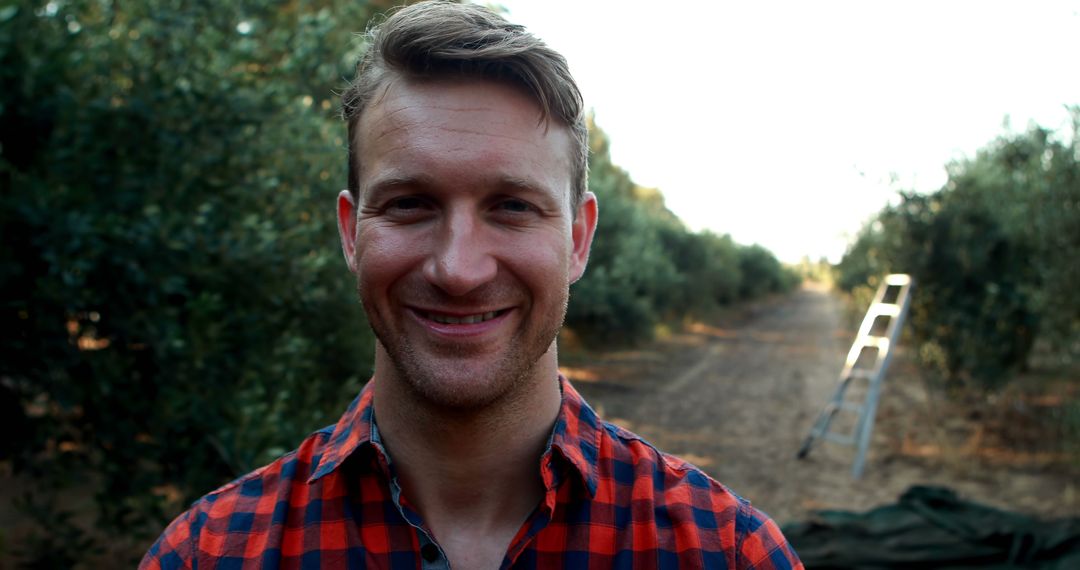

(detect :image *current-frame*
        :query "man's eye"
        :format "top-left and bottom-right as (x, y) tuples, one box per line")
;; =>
(497, 199), (533, 213)
(389, 197), (425, 211)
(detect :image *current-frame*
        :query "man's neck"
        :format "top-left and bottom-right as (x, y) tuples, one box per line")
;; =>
(370, 347), (562, 558)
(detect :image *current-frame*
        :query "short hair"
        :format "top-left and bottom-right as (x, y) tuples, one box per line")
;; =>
(341, 1), (588, 209)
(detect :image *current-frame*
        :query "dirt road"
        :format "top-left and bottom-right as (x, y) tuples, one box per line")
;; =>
(562, 284), (1078, 524)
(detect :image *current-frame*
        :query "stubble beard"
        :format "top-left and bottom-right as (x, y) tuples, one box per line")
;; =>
(358, 281), (568, 413)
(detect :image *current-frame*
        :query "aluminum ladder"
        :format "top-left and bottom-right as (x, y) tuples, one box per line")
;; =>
(797, 273), (914, 478)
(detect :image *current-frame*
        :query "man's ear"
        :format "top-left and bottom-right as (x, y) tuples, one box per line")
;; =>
(569, 191), (598, 284)
(336, 190), (359, 274)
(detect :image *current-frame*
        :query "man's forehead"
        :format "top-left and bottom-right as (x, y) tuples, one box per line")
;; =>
(360, 77), (550, 135)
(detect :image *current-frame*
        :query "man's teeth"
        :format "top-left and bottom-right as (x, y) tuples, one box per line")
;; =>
(428, 311), (499, 324)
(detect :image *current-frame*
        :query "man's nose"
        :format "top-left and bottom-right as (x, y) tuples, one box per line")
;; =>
(422, 210), (498, 297)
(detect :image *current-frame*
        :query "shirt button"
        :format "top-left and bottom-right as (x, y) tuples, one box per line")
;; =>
(421, 543), (440, 562)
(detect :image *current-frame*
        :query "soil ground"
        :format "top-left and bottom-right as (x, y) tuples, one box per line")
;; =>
(560, 282), (1080, 525)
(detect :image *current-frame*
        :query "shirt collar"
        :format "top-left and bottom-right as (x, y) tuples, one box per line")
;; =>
(307, 382), (376, 483)
(308, 375), (602, 497)
(546, 376), (601, 497)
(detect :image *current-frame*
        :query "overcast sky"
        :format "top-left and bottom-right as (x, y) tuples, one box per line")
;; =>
(490, 0), (1080, 262)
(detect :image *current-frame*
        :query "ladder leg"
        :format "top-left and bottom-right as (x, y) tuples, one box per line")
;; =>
(796, 383), (848, 459)
(797, 433), (815, 459)
(851, 379), (883, 478)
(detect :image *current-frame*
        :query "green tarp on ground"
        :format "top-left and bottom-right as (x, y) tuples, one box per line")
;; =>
(783, 486), (1080, 569)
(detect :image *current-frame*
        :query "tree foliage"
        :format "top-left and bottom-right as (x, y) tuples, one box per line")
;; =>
(567, 122), (798, 345)
(835, 114), (1080, 389)
(1, 0), (388, 561)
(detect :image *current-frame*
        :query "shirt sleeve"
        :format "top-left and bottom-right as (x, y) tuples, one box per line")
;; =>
(139, 507), (196, 570)
(734, 500), (804, 570)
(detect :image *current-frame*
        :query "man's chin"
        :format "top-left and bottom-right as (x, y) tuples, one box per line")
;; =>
(388, 351), (540, 410)
(397, 366), (527, 411)
(373, 327), (560, 411)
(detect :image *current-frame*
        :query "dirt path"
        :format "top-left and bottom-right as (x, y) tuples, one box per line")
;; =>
(561, 283), (1079, 524)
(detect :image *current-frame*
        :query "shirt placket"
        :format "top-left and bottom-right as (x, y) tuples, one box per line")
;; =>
(371, 421), (451, 570)
(387, 474), (451, 570)
(500, 451), (563, 569)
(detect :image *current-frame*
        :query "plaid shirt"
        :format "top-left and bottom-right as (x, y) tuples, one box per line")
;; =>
(141, 377), (802, 569)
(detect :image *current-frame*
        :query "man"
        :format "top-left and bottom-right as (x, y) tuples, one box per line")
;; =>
(141, 2), (802, 568)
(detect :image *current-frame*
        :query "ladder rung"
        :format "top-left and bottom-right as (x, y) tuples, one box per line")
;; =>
(884, 274), (911, 286)
(824, 433), (855, 446)
(856, 335), (889, 349)
(823, 400), (865, 415)
(869, 303), (901, 317)
(845, 368), (875, 380)
(838, 402), (864, 413)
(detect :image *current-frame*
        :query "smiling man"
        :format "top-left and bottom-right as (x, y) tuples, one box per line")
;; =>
(141, 2), (801, 569)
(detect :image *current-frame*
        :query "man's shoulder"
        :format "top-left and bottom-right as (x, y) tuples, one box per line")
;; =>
(139, 425), (338, 570)
(594, 418), (742, 502)
(592, 419), (801, 568)
(202, 424), (335, 507)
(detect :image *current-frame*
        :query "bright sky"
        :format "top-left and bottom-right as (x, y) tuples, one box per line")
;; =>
(490, 0), (1080, 262)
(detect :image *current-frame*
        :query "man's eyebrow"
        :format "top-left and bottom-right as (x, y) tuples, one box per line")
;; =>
(361, 174), (560, 205)
(362, 175), (430, 201)
(498, 176), (557, 196)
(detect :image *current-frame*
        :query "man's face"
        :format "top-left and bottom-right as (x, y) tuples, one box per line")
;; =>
(337, 78), (597, 409)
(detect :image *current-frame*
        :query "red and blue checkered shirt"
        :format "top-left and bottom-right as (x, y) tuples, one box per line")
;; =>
(141, 376), (802, 569)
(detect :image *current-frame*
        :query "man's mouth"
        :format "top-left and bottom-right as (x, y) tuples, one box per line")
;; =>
(422, 309), (507, 325)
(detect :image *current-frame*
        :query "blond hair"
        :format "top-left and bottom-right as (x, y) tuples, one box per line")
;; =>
(341, 1), (588, 208)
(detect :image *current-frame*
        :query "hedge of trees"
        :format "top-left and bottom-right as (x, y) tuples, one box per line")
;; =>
(2, 0), (391, 564)
(567, 124), (799, 345)
(0, 0), (796, 564)
(835, 112), (1079, 390)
